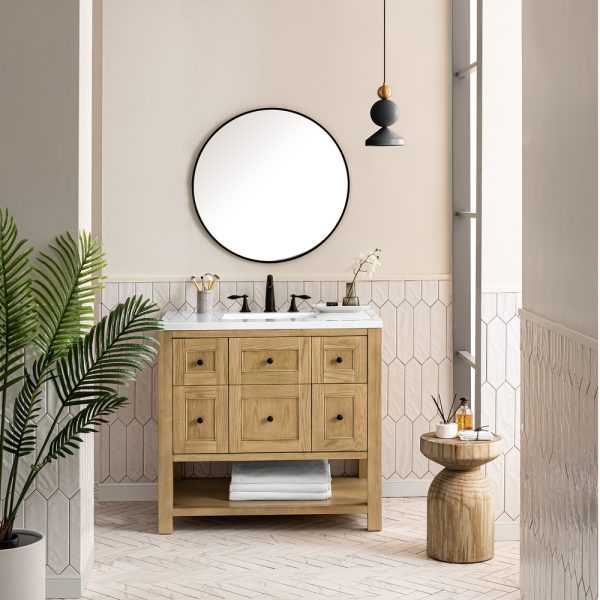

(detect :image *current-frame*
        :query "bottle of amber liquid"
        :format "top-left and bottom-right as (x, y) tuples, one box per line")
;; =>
(455, 397), (473, 432)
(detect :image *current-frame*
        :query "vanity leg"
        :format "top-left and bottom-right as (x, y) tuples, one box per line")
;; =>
(358, 459), (368, 479)
(158, 331), (174, 534)
(158, 461), (174, 535)
(366, 328), (382, 532)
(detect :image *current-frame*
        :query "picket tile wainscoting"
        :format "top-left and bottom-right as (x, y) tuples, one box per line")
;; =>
(96, 279), (521, 538)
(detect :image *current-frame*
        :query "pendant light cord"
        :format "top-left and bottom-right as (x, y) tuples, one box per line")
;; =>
(383, 0), (386, 83)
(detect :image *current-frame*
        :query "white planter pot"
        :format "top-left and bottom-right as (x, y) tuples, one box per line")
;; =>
(0, 529), (45, 600)
(436, 422), (458, 439)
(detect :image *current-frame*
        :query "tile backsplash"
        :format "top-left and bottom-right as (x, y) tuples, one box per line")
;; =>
(97, 280), (521, 527)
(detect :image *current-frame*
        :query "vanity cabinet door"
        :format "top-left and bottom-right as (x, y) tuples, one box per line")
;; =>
(229, 337), (310, 385)
(173, 338), (228, 386)
(229, 385), (310, 452)
(312, 336), (367, 384)
(312, 384), (367, 451)
(173, 386), (228, 453)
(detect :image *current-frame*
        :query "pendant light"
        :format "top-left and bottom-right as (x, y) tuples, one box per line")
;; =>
(366, 0), (404, 146)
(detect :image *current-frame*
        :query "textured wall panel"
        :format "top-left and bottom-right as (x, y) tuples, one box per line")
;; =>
(521, 314), (598, 600)
(481, 292), (522, 525)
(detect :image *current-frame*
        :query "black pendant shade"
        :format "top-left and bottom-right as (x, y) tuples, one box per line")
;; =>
(366, 0), (404, 147)
(365, 97), (404, 147)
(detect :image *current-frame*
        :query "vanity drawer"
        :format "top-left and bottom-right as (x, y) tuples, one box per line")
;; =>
(312, 384), (367, 451)
(229, 337), (310, 385)
(173, 338), (228, 385)
(229, 385), (310, 452)
(312, 336), (367, 384)
(173, 386), (228, 453)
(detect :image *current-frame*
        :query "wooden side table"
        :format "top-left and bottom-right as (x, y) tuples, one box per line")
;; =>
(420, 432), (502, 563)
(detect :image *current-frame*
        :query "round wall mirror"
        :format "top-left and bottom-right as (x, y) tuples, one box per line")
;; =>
(192, 108), (349, 262)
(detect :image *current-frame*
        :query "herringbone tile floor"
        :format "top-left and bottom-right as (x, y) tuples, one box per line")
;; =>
(78, 498), (519, 600)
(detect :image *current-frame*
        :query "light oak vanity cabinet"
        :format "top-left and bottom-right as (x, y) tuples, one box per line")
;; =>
(158, 311), (382, 534)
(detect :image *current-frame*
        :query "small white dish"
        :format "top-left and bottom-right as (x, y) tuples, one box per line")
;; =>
(435, 422), (458, 439)
(312, 303), (371, 313)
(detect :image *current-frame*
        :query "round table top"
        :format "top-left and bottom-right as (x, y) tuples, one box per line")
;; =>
(420, 432), (502, 470)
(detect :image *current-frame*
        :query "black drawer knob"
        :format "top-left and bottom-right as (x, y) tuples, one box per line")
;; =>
(336, 356), (343, 364)
(266, 415), (274, 422)
(336, 414), (344, 421)
(197, 417), (204, 424)
(266, 357), (274, 364)
(196, 359), (204, 366)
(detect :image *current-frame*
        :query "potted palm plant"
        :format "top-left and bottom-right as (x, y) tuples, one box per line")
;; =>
(0, 211), (161, 599)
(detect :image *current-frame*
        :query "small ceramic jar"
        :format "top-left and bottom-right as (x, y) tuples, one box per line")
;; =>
(435, 422), (458, 439)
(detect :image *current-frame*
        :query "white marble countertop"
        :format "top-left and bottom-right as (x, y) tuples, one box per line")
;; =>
(161, 308), (383, 331)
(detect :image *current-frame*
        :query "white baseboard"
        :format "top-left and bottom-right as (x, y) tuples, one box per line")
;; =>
(96, 481), (520, 541)
(45, 540), (93, 598)
(46, 575), (82, 599)
(382, 480), (432, 497)
(495, 522), (520, 541)
(97, 482), (158, 501)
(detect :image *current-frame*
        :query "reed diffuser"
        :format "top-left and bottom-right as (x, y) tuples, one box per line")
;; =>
(430, 393), (460, 438)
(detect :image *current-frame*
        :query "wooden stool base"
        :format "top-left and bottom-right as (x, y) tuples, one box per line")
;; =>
(427, 468), (494, 563)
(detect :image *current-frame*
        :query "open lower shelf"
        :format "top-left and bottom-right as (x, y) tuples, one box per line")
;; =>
(172, 477), (368, 517)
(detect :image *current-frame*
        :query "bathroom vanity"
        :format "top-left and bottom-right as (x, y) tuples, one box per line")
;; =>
(157, 310), (382, 533)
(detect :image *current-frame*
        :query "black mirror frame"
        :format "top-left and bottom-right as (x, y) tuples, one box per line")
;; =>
(191, 107), (350, 264)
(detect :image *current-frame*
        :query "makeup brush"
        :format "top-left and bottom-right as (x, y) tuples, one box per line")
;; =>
(191, 275), (202, 292)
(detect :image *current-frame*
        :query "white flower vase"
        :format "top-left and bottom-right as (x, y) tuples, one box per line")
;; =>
(0, 530), (46, 599)
(435, 422), (458, 439)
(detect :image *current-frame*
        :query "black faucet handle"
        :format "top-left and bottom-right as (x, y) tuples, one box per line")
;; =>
(288, 294), (311, 313)
(227, 294), (251, 313)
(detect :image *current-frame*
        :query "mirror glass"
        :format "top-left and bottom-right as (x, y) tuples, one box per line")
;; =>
(192, 108), (349, 262)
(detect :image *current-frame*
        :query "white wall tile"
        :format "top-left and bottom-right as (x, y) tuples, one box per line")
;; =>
(381, 416), (396, 479)
(413, 302), (431, 363)
(388, 280), (405, 306)
(404, 359), (422, 421)
(47, 491), (70, 574)
(387, 359), (405, 420)
(438, 280), (452, 306)
(168, 282), (186, 309)
(430, 301), (446, 364)
(405, 281), (421, 306)
(395, 416), (412, 478)
(481, 293), (497, 324)
(371, 281), (388, 307)
(380, 301), (397, 364)
(421, 359), (439, 420)
(422, 280), (438, 306)
(412, 417), (429, 477)
(496, 383), (516, 452)
(396, 302), (413, 363)
(487, 317), (507, 388)
(126, 419), (144, 482)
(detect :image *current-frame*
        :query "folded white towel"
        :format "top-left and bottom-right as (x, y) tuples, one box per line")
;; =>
(229, 482), (331, 494)
(231, 460), (331, 485)
(229, 488), (332, 501)
(458, 429), (494, 441)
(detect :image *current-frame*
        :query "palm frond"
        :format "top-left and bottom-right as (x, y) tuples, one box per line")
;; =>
(0, 210), (36, 390)
(3, 358), (48, 457)
(52, 295), (161, 406)
(33, 231), (106, 357)
(40, 394), (127, 466)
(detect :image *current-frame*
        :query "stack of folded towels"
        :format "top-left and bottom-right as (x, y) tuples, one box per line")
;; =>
(229, 460), (332, 501)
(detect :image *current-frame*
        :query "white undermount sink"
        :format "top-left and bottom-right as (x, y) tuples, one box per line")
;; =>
(221, 311), (316, 321)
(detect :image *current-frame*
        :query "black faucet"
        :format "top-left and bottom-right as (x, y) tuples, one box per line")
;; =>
(264, 274), (276, 312)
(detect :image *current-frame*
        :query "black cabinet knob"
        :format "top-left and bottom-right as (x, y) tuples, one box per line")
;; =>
(336, 414), (344, 421)
(196, 359), (204, 366)
(336, 356), (343, 364)
(266, 357), (274, 364)
(197, 417), (204, 424)
(266, 415), (274, 422)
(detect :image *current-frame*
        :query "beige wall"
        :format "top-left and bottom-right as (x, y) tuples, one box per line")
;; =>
(0, 0), (80, 248)
(101, 0), (451, 281)
(482, 0), (522, 293)
(522, 0), (597, 338)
